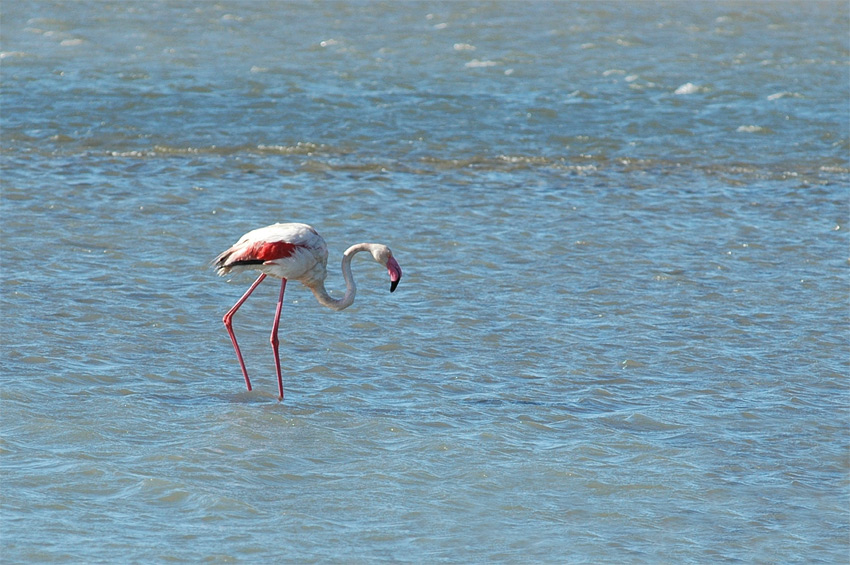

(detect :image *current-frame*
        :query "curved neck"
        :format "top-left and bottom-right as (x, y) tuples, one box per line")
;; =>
(309, 243), (374, 311)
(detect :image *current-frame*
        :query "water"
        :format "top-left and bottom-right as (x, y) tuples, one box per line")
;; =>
(2, 1), (848, 562)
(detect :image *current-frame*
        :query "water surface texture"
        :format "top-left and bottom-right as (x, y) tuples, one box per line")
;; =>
(2, 2), (848, 562)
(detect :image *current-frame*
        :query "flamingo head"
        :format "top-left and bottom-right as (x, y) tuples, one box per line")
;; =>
(370, 245), (402, 292)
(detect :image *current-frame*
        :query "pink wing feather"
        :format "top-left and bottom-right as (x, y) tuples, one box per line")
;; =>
(229, 240), (298, 263)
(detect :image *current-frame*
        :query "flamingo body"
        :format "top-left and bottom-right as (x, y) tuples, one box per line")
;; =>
(214, 222), (402, 400)
(215, 223), (329, 287)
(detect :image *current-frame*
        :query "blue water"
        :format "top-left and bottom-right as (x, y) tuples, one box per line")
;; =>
(2, 1), (849, 562)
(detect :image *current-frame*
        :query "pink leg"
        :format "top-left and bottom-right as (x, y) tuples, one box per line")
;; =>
(223, 273), (267, 391)
(270, 278), (287, 401)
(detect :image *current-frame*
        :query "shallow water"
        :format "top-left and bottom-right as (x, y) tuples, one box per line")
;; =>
(2, 1), (849, 562)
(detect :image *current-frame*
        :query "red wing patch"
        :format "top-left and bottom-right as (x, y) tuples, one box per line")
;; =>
(228, 240), (298, 264)
(251, 241), (298, 261)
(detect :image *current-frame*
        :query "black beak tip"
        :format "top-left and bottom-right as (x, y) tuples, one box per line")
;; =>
(390, 279), (399, 293)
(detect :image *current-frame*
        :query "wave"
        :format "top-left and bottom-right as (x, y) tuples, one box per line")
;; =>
(5, 140), (847, 183)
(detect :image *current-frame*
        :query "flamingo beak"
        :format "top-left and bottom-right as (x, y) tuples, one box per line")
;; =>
(387, 256), (402, 293)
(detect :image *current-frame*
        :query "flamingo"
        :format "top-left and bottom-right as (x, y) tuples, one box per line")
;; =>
(213, 222), (402, 400)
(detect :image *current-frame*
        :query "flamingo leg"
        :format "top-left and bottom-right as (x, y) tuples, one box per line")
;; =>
(270, 278), (287, 401)
(222, 273), (267, 391)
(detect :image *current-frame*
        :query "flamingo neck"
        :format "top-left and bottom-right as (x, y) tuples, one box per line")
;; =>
(308, 243), (374, 311)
